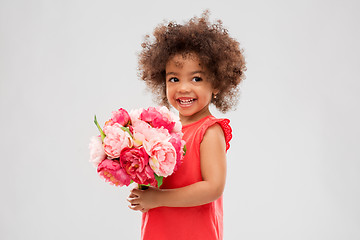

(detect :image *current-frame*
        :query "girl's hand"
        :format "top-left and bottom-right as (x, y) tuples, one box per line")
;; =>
(127, 191), (146, 212)
(127, 186), (161, 212)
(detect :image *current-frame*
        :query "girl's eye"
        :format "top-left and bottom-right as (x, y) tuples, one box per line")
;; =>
(192, 77), (202, 82)
(168, 77), (179, 83)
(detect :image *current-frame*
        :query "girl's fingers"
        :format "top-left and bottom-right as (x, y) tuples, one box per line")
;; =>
(128, 204), (144, 211)
(131, 188), (142, 196)
(127, 197), (140, 205)
(128, 193), (137, 198)
(128, 188), (147, 212)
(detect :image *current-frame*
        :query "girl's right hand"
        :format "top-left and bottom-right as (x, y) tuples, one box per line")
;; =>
(127, 188), (149, 213)
(127, 186), (162, 212)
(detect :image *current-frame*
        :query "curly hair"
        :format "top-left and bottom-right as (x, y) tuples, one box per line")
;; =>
(138, 10), (246, 113)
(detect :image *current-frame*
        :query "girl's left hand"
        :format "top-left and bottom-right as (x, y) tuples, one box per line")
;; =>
(127, 186), (161, 213)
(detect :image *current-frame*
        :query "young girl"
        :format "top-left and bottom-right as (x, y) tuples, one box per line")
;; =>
(127, 11), (246, 240)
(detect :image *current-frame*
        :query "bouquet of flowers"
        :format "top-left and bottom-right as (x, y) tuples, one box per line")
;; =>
(89, 106), (186, 188)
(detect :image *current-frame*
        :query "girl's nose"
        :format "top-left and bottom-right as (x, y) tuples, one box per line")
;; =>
(178, 81), (191, 93)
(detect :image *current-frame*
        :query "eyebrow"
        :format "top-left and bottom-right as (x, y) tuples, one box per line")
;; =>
(191, 71), (205, 75)
(166, 72), (178, 76)
(165, 70), (205, 76)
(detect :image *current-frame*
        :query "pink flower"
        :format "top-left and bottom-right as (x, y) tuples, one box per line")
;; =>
(89, 136), (106, 168)
(103, 123), (133, 159)
(97, 159), (131, 186)
(157, 106), (182, 133)
(169, 133), (185, 171)
(132, 120), (171, 147)
(146, 141), (177, 177)
(140, 107), (175, 133)
(129, 108), (144, 125)
(120, 147), (156, 186)
(111, 108), (131, 127)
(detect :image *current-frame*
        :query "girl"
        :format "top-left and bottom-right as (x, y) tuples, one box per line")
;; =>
(127, 11), (246, 240)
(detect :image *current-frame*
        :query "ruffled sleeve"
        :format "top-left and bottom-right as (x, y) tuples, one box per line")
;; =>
(200, 117), (232, 151)
(215, 118), (232, 151)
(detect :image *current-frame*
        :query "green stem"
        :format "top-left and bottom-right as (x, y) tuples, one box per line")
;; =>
(94, 115), (106, 141)
(121, 126), (133, 138)
(138, 184), (149, 190)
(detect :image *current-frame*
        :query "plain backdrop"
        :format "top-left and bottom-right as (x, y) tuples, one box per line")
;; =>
(1, 0), (359, 239)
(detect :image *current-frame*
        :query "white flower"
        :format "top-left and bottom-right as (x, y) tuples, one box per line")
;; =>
(89, 136), (106, 168)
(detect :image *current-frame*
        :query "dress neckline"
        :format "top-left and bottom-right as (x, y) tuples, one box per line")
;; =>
(181, 115), (213, 129)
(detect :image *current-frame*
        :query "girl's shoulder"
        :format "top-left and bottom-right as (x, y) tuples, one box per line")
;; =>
(200, 116), (232, 151)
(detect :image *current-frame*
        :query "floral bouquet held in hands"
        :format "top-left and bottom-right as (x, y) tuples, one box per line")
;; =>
(89, 106), (186, 189)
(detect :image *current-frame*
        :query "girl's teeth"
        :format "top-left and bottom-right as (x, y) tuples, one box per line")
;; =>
(179, 99), (194, 104)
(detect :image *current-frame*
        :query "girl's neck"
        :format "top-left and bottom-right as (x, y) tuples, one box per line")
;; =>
(179, 107), (212, 126)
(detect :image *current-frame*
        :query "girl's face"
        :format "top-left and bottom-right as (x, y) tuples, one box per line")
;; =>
(165, 53), (217, 125)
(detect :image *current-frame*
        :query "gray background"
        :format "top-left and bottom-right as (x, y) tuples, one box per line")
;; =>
(1, 0), (359, 239)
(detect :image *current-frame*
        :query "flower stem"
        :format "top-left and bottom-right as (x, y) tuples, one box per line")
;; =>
(94, 115), (106, 141)
(138, 184), (149, 190)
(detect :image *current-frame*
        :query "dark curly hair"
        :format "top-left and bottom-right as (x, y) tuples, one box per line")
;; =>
(138, 10), (246, 113)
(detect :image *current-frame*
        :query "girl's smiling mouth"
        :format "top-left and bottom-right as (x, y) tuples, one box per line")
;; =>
(177, 97), (196, 106)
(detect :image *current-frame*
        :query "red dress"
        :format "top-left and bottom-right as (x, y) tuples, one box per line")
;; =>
(141, 115), (232, 240)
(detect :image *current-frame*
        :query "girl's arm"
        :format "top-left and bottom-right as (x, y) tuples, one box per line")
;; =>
(128, 123), (227, 211)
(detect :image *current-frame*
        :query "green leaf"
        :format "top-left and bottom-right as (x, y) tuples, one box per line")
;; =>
(121, 126), (133, 138)
(154, 174), (163, 188)
(183, 145), (187, 156)
(94, 115), (106, 141)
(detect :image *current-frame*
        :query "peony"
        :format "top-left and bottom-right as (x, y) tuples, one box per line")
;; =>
(120, 147), (156, 186)
(104, 108), (131, 127)
(132, 120), (171, 147)
(97, 159), (131, 186)
(111, 108), (131, 126)
(169, 133), (186, 172)
(103, 123), (133, 159)
(89, 136), (107, 168)
(157, 106), (182, 133)
(140, 107), (175, 133)
(145, 141), (177, 177)
(129, 108), (144, 125)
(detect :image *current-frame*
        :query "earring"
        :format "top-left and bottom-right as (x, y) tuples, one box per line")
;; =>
(213, 94), (217, 99)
